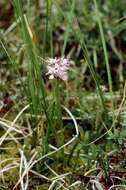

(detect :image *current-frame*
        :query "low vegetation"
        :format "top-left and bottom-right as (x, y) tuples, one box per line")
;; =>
(0, 0), (126, 189)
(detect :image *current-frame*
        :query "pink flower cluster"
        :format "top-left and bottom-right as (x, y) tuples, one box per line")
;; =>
(46, 57), (70, 81)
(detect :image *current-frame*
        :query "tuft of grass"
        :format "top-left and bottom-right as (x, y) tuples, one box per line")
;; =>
(12, 0), (54, 153)
(55, 0), (107, 112)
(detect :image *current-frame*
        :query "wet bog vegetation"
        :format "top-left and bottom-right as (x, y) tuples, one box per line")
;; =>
(0, 0), (126, 189)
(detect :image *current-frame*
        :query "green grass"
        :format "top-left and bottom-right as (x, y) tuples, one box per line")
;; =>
(93, 0), (114, 113)
(1, 0), (126, 189)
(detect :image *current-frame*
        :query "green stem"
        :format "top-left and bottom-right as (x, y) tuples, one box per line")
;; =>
(93, 0), (114, 113)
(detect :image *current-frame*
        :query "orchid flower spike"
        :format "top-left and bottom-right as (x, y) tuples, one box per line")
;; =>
(46, 57), (70, 81)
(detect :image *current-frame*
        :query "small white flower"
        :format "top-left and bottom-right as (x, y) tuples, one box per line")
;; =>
(46, 57), (70, 81)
